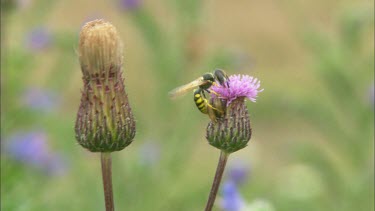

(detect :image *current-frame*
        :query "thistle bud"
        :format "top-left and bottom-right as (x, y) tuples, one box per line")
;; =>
(75, 20), (136, 152)
(206, 75), (263, 153)
(206, 98), (251, 153)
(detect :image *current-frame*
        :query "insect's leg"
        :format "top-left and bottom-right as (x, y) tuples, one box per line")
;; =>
(202, 89), (207, 98)
(203, 88), (221, 97)
(204, 99), (224, 114)
(210, 90), (220, 96)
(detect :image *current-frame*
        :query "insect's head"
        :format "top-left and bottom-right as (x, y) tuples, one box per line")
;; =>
(202, 73), (215, 83)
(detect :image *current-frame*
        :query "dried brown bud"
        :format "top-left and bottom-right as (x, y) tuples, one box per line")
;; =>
(75, 20), (136, 152)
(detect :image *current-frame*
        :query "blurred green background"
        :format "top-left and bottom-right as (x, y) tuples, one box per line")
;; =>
(1, 0), (374, 210)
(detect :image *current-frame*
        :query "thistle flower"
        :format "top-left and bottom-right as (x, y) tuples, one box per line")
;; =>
(206, 74), (263, 154)
(75, 19), (136, 152)
(211, 75), (263, 106)
(205, 73), (262, 211)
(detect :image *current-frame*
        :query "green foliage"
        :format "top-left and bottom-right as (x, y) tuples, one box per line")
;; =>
(1, 1), (373, 210)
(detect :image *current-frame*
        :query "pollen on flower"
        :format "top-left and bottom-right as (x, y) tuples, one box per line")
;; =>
(211, 74), (263, 105)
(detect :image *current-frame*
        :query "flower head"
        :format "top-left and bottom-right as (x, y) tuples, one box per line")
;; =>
(75, 19), (136, 152)
(211, 74), (263, 106)
(206, 73), (263, 153)
(206, 98), (251, 153)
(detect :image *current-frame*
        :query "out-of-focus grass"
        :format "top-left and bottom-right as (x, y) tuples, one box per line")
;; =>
(1, 0), (373, 210)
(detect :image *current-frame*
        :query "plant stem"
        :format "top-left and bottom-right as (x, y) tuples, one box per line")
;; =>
(205, 151), (229, 211)
(101, 152), (114, 211)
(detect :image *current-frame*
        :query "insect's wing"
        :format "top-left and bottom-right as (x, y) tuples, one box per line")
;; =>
(214, 69), (230, 87)
(168, 77), (207, 99)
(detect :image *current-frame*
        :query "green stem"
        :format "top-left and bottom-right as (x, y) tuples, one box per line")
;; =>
(101, 152), (114, 211)
(205, 151), (229, 211)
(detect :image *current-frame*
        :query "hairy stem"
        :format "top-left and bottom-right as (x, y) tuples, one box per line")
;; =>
(205, 151), (229, 211)
(101, 152), (114, 211)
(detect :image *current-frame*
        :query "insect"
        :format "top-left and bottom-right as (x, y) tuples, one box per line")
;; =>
(194, 88), (227, 122)
(169, 69), (229, 121)
(168, 69), (229, 99)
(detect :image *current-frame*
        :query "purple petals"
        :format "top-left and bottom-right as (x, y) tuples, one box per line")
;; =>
(211, 74), (263, 105)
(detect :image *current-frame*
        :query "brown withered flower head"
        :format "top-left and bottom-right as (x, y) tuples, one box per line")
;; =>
(206, 75), (263, 153)
(75, 20), (135, 152)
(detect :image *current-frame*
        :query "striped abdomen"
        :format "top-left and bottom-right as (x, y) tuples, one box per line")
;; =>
(193, 89), (208, 114)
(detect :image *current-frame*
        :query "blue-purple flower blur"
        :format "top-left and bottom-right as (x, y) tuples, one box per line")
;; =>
(22, 87), (59, 111)
(227, 160), (251, 185)
(25, 27), (52, 51)
(139, 141), (161, 166)
(5, 131), (68, 176)
(368, 83), (374, 106)
(119, 0), (141, 10)
(220, 180), (246, 211)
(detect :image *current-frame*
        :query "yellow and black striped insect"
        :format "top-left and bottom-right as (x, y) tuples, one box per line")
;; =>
(169, 69), (229, 121)
(193, 88), (227, 121)
(193, 88), (210, 114)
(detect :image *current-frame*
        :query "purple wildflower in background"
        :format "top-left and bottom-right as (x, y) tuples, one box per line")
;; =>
(119, 0), (141, 10)
(25, 27), (52, 51)
(227, 160), (251, 185)
(4, 131), (68, 176)
(22, 87), (59, 111)
(228, 48), (254, 70)
(220, 180), (246, 211)
(368, 83), (374, 106)
(211, 74), (263, 105)
(220, 180), (275, 211)
(139, 141), (161, 166)
(16, 0), (32, 9)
